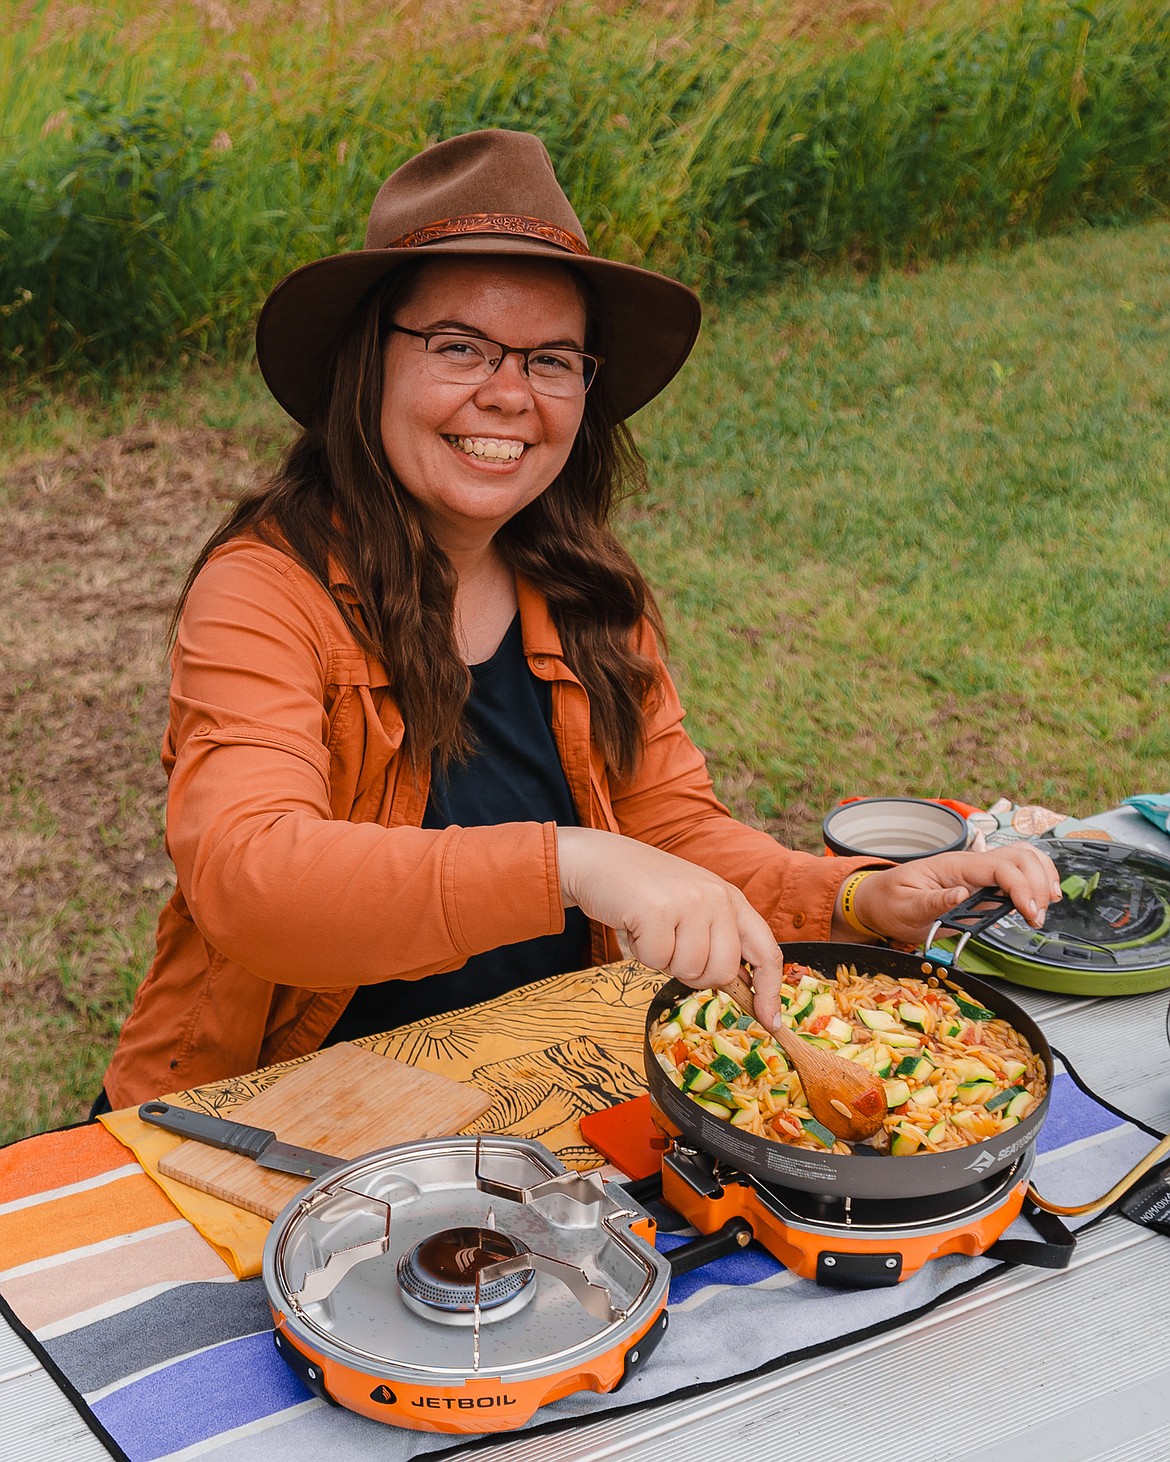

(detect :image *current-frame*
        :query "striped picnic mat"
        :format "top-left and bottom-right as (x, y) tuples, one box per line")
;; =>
(1, 1054), (1162, 1462)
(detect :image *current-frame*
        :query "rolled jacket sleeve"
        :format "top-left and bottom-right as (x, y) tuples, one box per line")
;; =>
(164, 543), (564, 988)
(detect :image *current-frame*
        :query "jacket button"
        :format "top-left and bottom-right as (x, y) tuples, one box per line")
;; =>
(792, 911), (807, 928)
(195, 724), (212, 735)
(533, 656), (547, 670)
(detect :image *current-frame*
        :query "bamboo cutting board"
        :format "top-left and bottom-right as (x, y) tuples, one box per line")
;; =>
(157, 1042), (493, 1220)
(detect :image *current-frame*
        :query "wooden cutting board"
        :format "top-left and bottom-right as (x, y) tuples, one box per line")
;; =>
(157, 1042), (493, 1220)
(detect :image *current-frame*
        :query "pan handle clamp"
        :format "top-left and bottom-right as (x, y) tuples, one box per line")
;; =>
(926, 885), (1015, 966)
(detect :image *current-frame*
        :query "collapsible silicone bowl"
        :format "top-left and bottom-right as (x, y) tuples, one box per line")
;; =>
(823, 797), (968, 862)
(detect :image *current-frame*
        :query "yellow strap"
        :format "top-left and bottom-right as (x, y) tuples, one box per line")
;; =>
(839, 869), (881, 938)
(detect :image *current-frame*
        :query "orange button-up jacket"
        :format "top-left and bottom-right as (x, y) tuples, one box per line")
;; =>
(103, 538), (869, 1107)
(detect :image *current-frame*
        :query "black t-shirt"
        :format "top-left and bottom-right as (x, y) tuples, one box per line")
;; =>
(326, 614), (589, 1042)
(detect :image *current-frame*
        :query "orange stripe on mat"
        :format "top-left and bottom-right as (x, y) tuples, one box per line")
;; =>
(0, 1124), (134, 1203)
(2, 1224), (233, 1333)
(0, 1173), (182, 1271)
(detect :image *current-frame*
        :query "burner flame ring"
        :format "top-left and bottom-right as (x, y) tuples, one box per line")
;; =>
(397, 1227), (536, 1326)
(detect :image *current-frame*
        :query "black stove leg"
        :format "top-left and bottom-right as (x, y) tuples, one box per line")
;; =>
(664, 1218), (754, 1276)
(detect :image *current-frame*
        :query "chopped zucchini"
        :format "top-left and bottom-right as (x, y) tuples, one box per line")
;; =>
(692, 1097), (732, 1119)
(956, 1078), (997, 1105)
(657, 1019), (683, 1042)
(858, 1007), (899, 1032)
(697, 999), (721, 1032)
(983, 1084), (1025, 1112)
(1006, 1090), (1035, 1119)
(703, 1081), (738, 1109)
(676, 995), (701, 1028)
(898, 1002), (929, 1031)
(909, 1083), (941, 1109)
(895, 1054), (935, 1081)
(940, 1018), (964, 1039)
(883, 1030), (922, 1049)
(856, 1045), (892, 1079)
(889, 1124), (923, 1156)
(953, 993), (995, 1021)
(709, 1053), (742, 1083)
(787, 989), (815, 1023)
(801, 1117), (837, 1149)
(1002, 1058), (1027, 1084)
(730, 1106), (759, 1129)
(735, 1014), (756, 1031)
(809, 991), (836, 1021)
(925, 1120), (946, 1142)
(800, 1035), (836, 1050)
(712, 1032), (743, 1062)
(883, 1078), (912, 1109)
(825, 1016), (854, 1044)
(953, 1058), (998, 1083)
(719, 1006), (740, 1029)
(682, 1064), (717, 1094)
(743, 1047), (770, 1080)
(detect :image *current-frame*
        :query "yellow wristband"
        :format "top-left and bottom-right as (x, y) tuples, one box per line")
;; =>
(839, 869), (882, 938)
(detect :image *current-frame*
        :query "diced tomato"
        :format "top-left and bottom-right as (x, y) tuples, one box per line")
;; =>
(782, 962), (811, 984)
(805, 1012), (831, 1034)
(771, 1112), (802, 1138)
(672, 1040), (691, 1068)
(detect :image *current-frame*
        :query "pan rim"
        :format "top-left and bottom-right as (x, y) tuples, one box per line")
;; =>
(644, 941), (1053, 1201)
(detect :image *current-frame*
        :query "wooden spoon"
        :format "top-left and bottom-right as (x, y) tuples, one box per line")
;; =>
(727, 973), (887, 1143)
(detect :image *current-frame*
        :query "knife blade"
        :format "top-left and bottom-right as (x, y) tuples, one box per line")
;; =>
(138, 1100), (346, 1179)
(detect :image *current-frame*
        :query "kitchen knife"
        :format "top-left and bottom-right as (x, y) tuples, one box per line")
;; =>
(138, 1100), (346, 1179)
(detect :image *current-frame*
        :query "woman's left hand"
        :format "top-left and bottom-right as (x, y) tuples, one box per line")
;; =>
(846, 842), (1062, 947)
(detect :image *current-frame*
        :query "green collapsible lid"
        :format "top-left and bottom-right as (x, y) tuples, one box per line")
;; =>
(951, 839), (1170, 996)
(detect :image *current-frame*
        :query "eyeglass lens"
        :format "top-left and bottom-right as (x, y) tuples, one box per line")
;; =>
(424, 334), (595, 397)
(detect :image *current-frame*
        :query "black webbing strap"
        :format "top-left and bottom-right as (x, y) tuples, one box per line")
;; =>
(985, 1197), (1077, 1269)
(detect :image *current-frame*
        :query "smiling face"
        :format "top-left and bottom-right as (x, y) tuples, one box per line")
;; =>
(378, 257), (588, 557)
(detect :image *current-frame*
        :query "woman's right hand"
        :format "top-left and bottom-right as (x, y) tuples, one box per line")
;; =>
(555, 826), (785, 1027)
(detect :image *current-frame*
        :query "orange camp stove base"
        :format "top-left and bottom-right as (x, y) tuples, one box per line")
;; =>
(659, 1149), (1032, 1287)
(268, 1305), (669, 1434)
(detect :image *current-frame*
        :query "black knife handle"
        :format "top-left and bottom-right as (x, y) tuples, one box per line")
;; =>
(138, 1100), (274, 1159)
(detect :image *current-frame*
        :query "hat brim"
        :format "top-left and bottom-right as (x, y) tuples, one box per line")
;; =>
(254, 239), (701, 427)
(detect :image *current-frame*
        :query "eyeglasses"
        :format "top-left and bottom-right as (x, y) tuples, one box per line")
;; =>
(387, 324), (601, 398)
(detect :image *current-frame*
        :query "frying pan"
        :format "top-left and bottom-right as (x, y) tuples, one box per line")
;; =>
(644, 941), (1053, 1202)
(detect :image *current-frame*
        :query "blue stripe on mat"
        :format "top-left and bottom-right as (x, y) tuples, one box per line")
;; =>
(92, 1330), (311, 1461)
(1036, 1071), (1125, 1155)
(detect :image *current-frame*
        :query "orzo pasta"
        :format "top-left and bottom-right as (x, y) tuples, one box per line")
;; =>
(650, 961), (1046, 1156)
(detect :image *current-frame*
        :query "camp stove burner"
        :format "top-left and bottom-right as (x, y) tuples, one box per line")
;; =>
(262, 1135), (672, 1434)
(397, 1226), (536, 1325)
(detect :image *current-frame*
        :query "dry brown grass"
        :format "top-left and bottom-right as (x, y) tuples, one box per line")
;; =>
(0, 418), (282, 1138)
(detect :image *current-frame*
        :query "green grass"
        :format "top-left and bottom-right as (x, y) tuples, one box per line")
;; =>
(3, 0), (1170, 383)
(3, 218), (1169, 1140)
(624, 219), (1170, 839)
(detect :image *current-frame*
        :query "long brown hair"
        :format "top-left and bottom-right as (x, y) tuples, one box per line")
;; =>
(174, 262), (665, 778)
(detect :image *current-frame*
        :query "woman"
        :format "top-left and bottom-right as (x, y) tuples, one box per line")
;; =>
(101, 130), (1058, 1109)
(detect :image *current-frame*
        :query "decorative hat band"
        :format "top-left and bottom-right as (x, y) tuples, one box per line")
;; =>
(386, 213), (590, 256)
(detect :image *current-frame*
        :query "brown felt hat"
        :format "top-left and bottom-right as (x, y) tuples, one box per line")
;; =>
(255, 129), (701, 426)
